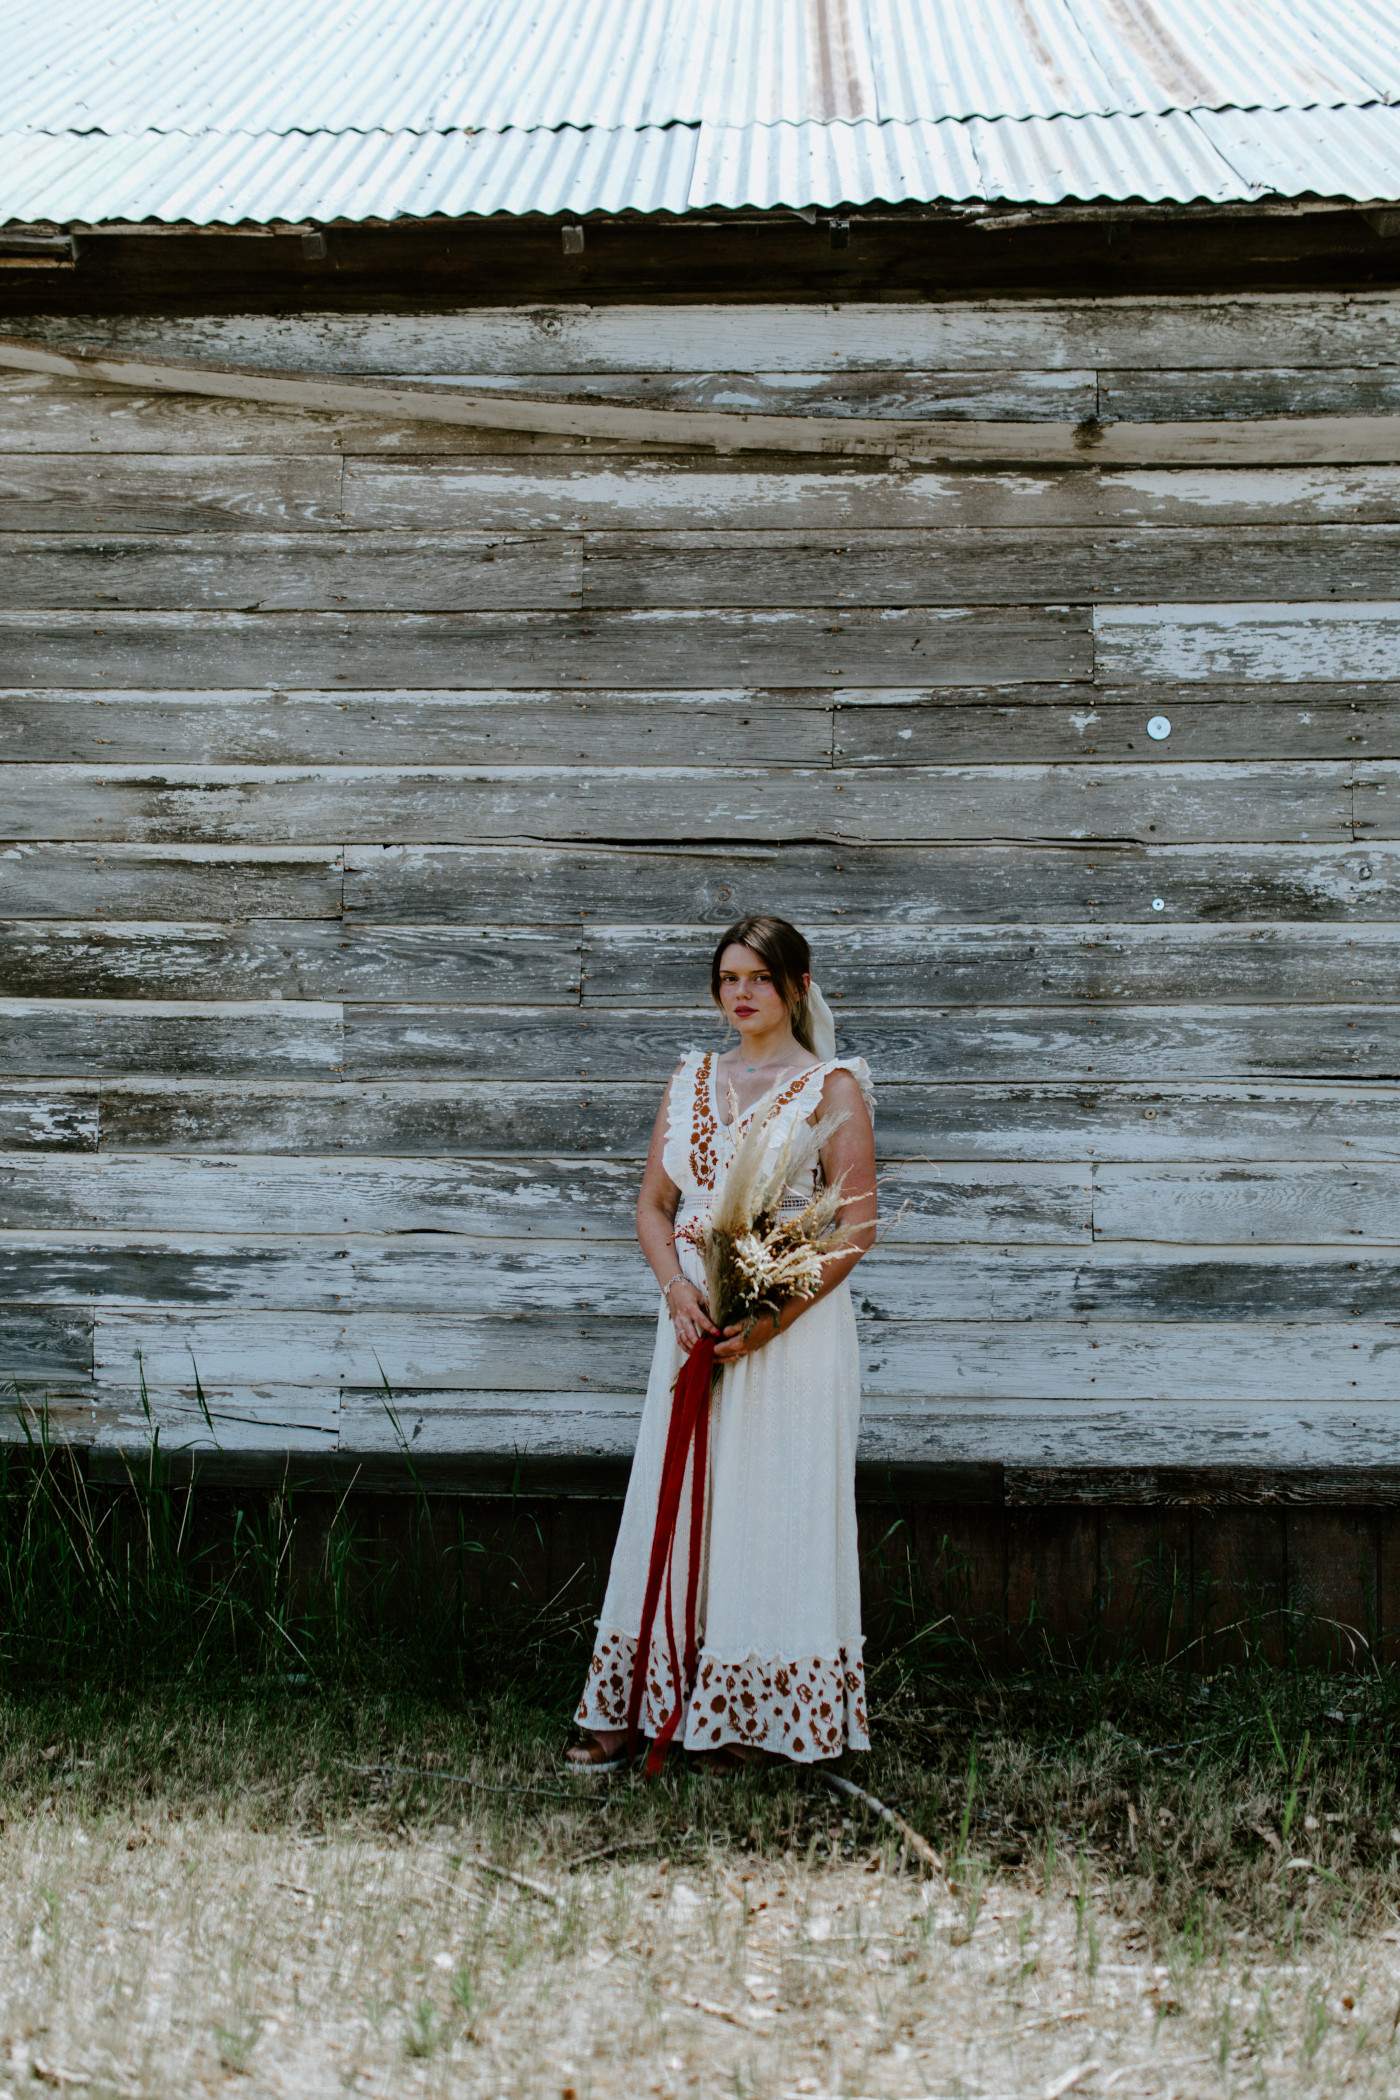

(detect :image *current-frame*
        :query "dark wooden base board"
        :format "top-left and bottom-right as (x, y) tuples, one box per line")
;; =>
(52, 1466), (1394, 1669)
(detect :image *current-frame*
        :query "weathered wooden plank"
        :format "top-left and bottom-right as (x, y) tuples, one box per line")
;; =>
(0, 1154), (1091, 1240)
(14, 527), (1400, 614)
(833, 690), (1400, 764)
(0, 999), (343, 1077)
(856, 1321), (1400, 1403)
(1104, 369), (1400, 423)
(1097, 603), (1400, 683)
(0, 764), (1349, 847)
(0, 607), (1091, 689)
(1094, 1162), (1400, 1243)
(343, 1003), (1396, 1082)
(9, 917), (1386, 1009)
(18, 299), (1400, 373)
(344, 840), (1394, 926)
(0, 533), (582, 611)
(87, 1310), (1399, 1404)
(0, 1305), (91, 1381)
(4, 687), (1389, 771)
(856, 1400), (1400, 1475)
(859, 1248), (1400, 1322)
(9, 1235), (1397, 1322)
(82, 1383), (338, 1452)
(0, 456), (344, 532)
(1354, 765), (1400, 838)
(0, 373), (630, 456)
(0, 373), (350, 456)
(88, 1077), (1400, 1164)
(1006, 1465), (1400, 1505)
(431, 369), (1099, 419)
(582, 922), (1400, 1008)
(869, 1084), (1400, 1164)
(343, 458), (1400, 532)
(581, 529), (1400, 609)
(0, 844), (342, 922)
(336, 1386), (641, 1459)
(0, 1083), (96, 1150)
(93, 1309), (659, 1389)
(2, 690), (831, 767)
(0, 922), (579, 1003)
(51, 1385), (1400, 1473)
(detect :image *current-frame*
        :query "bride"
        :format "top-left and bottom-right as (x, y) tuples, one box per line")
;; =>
(570, 913), (877, 1768)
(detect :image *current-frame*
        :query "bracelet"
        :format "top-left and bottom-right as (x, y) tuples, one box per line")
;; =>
(661, 1274), (686, 1301)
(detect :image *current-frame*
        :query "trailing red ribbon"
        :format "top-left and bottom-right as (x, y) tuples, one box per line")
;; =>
(626, 1331), (716, 1775)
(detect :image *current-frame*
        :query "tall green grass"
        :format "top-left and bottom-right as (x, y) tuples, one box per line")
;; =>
(0, 1391), (594, 1699)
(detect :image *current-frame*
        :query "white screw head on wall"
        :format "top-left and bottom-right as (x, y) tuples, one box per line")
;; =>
(1152, 898), (1165, 910)
(1147, 716), (1172, 740)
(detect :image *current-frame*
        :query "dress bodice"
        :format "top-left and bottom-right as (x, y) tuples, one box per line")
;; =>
(662, 1049), (874, 1224)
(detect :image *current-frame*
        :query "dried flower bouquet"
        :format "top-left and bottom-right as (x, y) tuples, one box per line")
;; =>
(692, 1080), (857, 1336)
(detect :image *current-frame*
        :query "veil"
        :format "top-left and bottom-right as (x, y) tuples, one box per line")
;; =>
(806, 981), (838, 1060)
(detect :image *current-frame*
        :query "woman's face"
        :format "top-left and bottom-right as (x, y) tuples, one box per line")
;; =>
(715, 943), (801, 1035)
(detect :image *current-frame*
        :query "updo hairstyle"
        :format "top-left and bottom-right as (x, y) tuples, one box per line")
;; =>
(710, 914), (816, 1054)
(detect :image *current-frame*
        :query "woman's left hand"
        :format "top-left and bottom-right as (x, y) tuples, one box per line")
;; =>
(714, 1311), (781, 1362)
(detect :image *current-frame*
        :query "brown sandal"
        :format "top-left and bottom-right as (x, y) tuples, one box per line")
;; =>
(564, 1738), (627, 1773)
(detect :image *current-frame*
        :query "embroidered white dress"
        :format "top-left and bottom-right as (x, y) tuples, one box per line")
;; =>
(576, 1050), (873, 1761)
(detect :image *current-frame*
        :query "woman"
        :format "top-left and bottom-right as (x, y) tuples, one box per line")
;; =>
(570, 914), (877, 1768)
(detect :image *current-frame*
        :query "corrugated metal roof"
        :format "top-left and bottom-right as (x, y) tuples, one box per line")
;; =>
(3, 0), (1399, 225)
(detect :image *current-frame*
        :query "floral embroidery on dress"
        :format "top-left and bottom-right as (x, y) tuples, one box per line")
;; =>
(734, 1063), (826, 1133)
(690, 1648), (868, 1759)
(577, 1628), (869, 1761)
(576, 1628), (636, 1728)
(689, 1051), (718, 1191)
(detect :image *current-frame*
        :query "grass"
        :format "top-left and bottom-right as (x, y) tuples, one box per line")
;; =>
(8, 1407), (1400, 2090)
(6, 1411), (1400, 1954)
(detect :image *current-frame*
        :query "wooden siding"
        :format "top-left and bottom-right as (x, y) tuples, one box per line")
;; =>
(3, 295), (1400, 1495)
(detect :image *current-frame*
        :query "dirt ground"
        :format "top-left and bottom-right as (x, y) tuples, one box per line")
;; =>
(4, 1802), (1398, 2100)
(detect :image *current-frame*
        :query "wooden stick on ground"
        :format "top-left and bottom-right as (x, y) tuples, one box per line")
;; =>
(820, 1772), (947, 1878)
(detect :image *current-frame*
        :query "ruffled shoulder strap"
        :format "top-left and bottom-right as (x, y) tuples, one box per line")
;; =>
(820, 1054), (875, 1119)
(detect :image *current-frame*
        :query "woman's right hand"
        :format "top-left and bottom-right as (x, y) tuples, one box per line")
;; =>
(667, 1278), (718, 1354)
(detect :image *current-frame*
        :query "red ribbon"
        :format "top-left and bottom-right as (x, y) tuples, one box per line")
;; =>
(626, 1331), (716, 1775)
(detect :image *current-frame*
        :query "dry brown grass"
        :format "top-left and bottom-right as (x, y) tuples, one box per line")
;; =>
(7, 1803), (1400, 2098)
(5, 1618), (1400, 2098)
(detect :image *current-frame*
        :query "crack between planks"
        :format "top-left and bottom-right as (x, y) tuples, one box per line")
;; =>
(502, 832), (1155, 851)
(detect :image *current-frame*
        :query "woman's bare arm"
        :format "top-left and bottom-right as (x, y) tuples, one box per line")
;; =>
(714, 1067), (877, 1362)
(636, 1075), (718, 1350)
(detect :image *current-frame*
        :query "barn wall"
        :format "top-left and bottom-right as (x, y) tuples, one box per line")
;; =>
(1, 293), (1397, 1507)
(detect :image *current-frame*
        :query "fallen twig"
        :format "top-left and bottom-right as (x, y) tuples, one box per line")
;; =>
(667, 1986), (769, 2031)
(819, 1772), (946, 1877)
(426, 1859), (561, 1906)
(569, 1835), (672, 1869)
(341, 1760), (573, 1801)
(1043, 2063), (1101, 2100)
(453, 1859), (560, 1905)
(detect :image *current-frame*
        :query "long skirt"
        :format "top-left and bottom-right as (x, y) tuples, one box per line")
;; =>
(575, 1248), (868, 1762)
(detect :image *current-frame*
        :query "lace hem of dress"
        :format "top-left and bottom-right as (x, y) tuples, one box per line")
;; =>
(576, 1627), (869, 1761)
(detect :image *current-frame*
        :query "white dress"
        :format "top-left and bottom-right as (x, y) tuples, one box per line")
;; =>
(576, 1049), (873, 1761)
